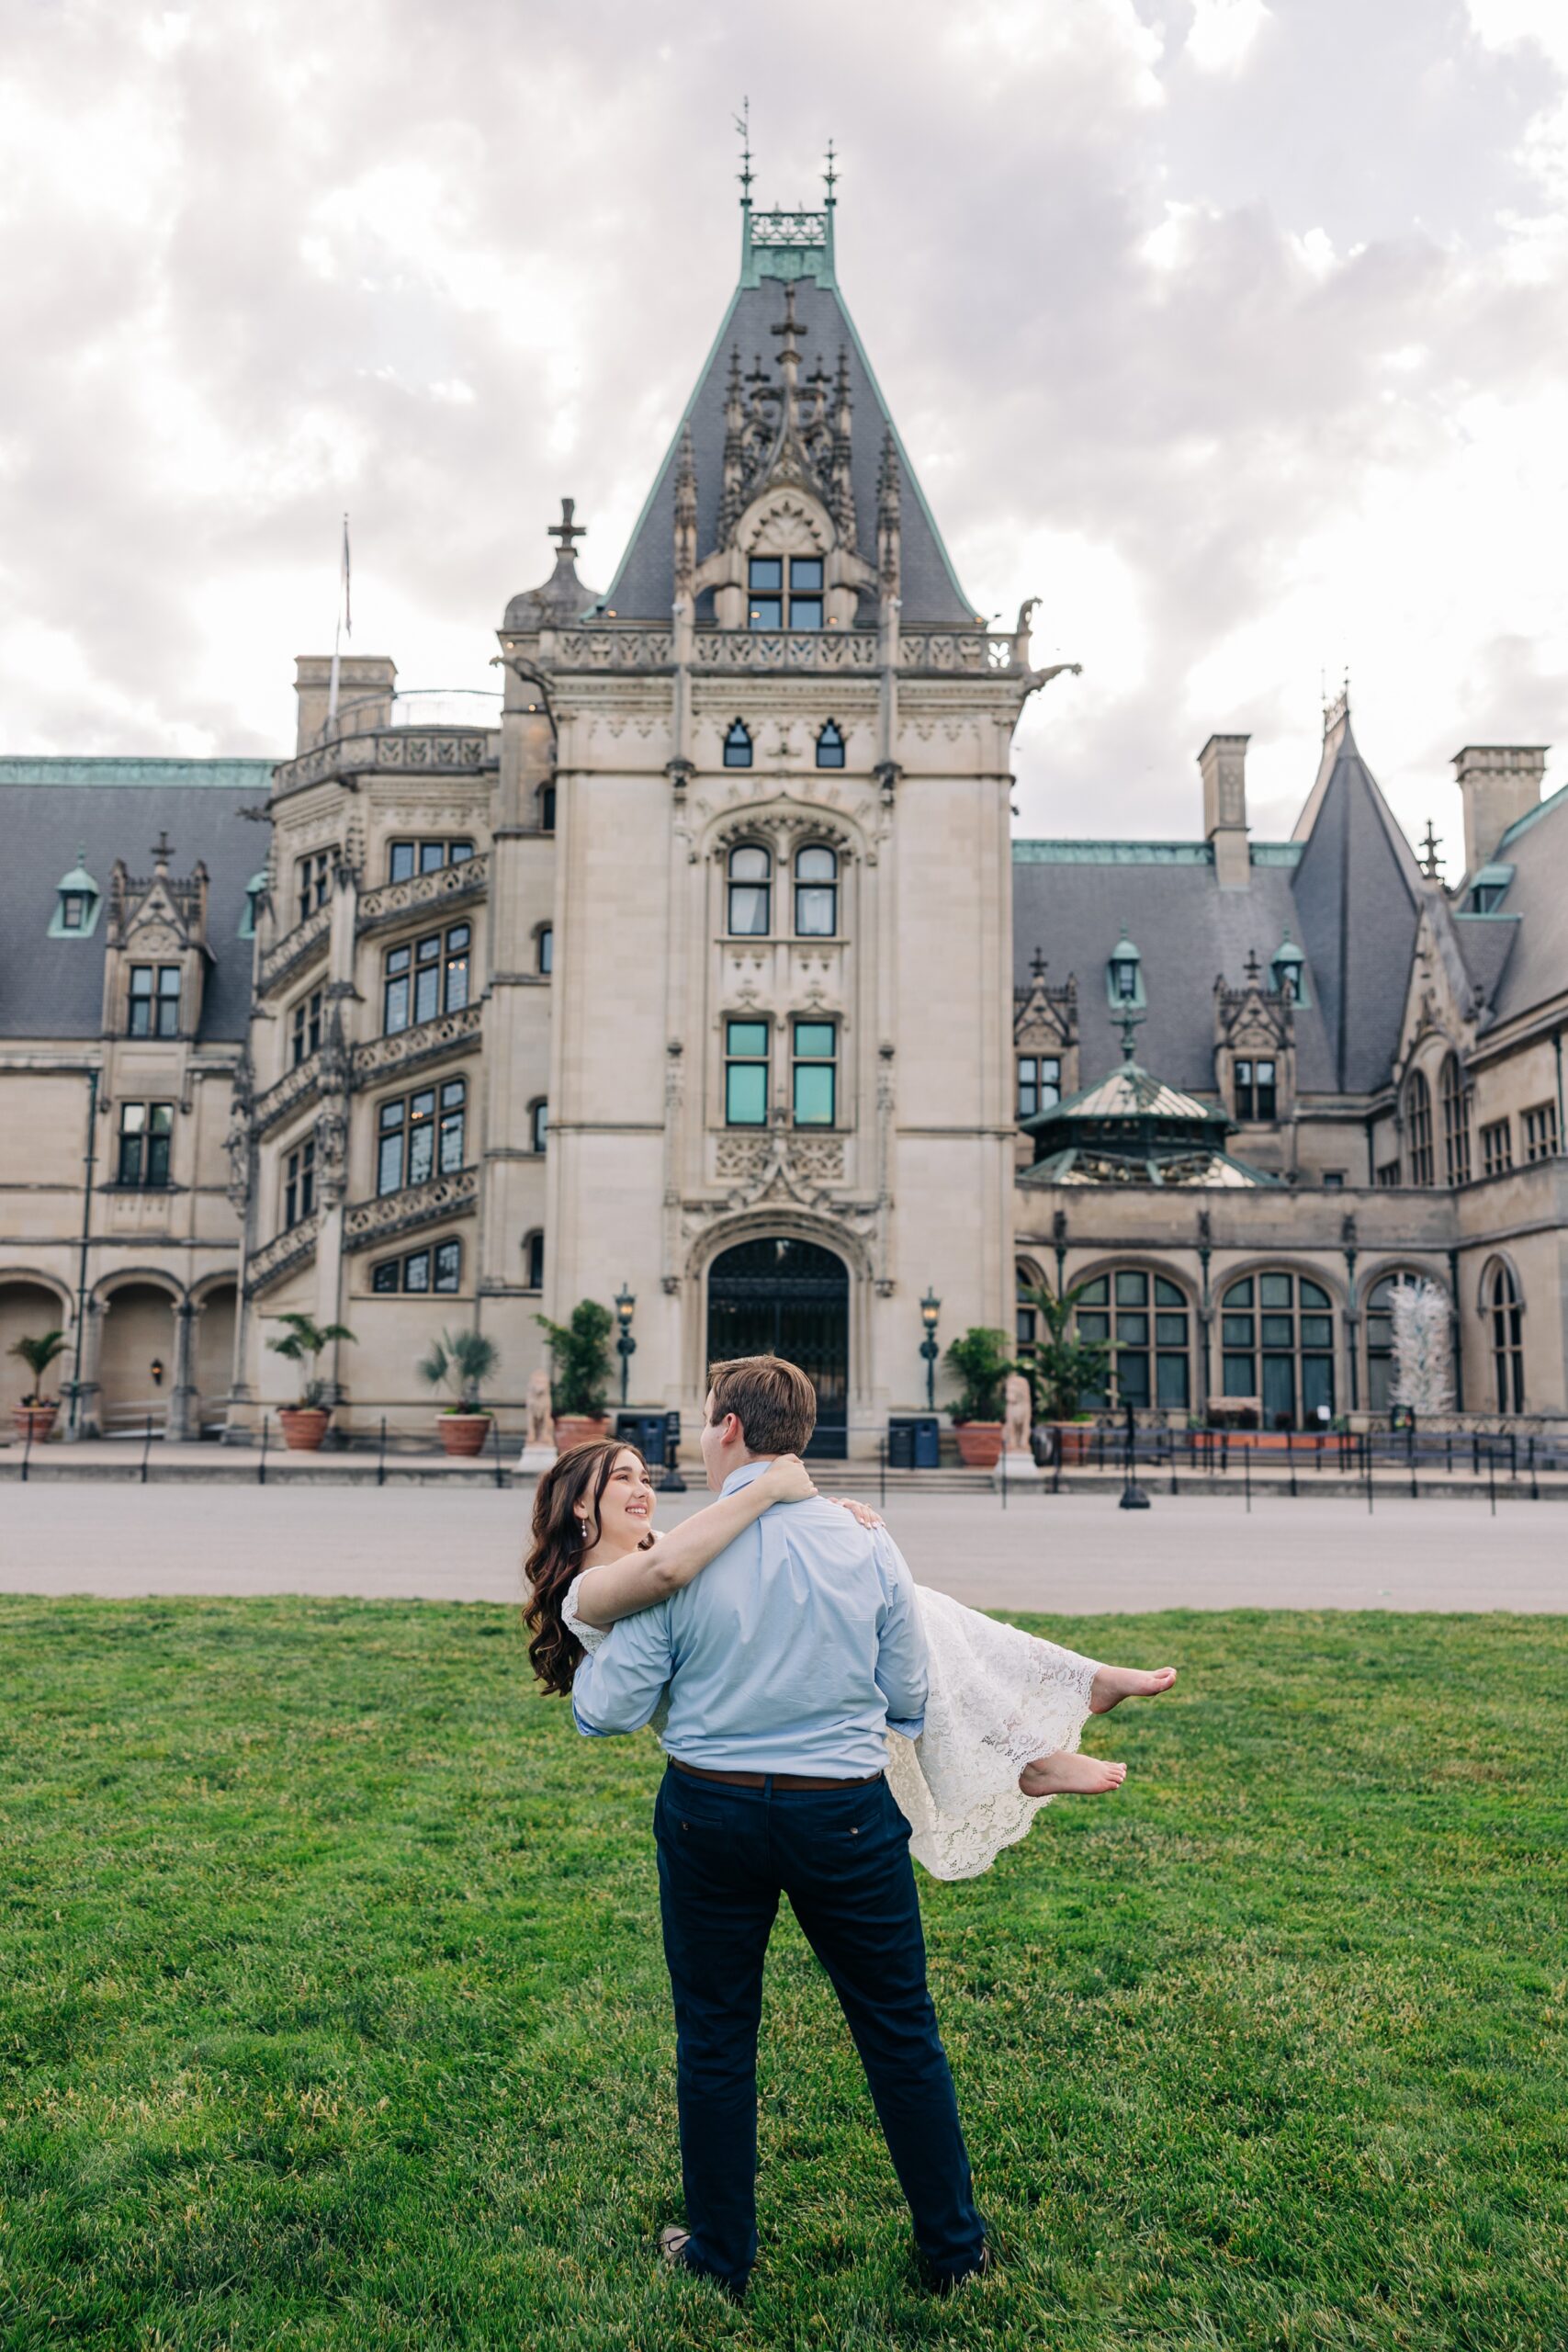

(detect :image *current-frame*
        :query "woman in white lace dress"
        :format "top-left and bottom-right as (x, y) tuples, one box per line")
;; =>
(523, 1441), (1176, 1881)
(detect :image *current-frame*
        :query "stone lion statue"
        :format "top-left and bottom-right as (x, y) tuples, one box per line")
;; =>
(1003, 1370), (1033, 1453)
(525, 1367), (556, 1451)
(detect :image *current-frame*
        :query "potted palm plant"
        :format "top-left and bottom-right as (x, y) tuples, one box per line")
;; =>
(942, 1327), (1015, 1468)
(9, 1328), (68, 1442)
(533, 1299), (614, 1449)
(265, 1311), (355, 1450)
(418, 1329), (502, 1456)
(1021, 1281), (1111, 1465)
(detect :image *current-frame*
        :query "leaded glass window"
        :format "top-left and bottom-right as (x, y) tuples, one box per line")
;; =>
(1221, 1271), (1335, 1427)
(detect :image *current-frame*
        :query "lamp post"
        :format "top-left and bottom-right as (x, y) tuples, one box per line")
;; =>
(919, 1288), (941, 1413)
(615, 1282), (636, 1409)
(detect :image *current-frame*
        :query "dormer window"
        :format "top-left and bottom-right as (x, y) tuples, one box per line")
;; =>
(747, 557), (824, 632)
(1466, 864), (1513, 913)
(129, 964), (182, 1038)
(816, 719), (846, 769)
(49, 851), (102, 938)
(239, 872), (266, 940)
(723, 718), (753, 769)
(1271, 933), (1309, 1005)
(1106, 928), (1145, 1008)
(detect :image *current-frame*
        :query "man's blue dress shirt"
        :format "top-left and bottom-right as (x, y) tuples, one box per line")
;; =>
(570, 1459), (929, 1775)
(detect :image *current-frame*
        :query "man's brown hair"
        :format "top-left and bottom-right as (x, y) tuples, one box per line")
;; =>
(706, 1354), (818, 1455)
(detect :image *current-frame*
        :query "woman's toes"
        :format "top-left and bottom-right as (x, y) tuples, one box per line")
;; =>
(1089, 1663), (1179, 1714)
(1019, 1751), (1128, 1797)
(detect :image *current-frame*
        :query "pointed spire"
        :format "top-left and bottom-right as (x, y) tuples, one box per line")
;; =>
(672, 423), (697, 602)
(718, 347), (746, 547)
(876, 428), (901, 599)
(830, 348), (856, 549)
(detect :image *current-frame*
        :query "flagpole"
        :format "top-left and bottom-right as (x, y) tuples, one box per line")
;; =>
(325, 512), (351, 730)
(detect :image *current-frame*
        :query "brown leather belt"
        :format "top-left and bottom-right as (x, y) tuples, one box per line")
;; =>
(671, 1757), (883, 1793)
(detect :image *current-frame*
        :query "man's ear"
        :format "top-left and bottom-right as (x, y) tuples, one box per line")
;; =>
(722, 1411), (745, 1449)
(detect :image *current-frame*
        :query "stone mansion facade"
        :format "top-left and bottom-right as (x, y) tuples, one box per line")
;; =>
(3, 192), (1565, 1450)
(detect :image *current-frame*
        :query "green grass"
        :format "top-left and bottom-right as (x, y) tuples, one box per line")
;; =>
(1, 1600), (1564, 2351)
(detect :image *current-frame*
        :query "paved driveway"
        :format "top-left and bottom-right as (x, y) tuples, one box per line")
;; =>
(1, 1484), (1562, 1611)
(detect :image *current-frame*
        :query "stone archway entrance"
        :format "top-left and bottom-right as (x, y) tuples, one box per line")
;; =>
(706, 1237), (850, 1459)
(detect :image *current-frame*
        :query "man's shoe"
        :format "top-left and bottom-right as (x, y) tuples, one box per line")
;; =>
(658, 2225), (745, 2301)
(929, 2244), (994, 2295)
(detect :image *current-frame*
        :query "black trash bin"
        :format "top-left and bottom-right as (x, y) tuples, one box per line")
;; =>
(615, 1411), (671, 1463)
(887, 1415), (940, 1470)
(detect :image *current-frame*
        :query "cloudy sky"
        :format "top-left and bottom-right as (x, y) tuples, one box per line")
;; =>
(6, 0), (1567, 865)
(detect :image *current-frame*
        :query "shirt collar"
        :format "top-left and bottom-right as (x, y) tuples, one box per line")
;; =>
(721, 1459), (772, 1497)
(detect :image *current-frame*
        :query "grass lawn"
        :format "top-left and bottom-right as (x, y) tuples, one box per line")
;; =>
(1, 1598), (1564, 2351)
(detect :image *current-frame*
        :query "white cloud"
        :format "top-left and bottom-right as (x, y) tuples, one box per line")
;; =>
(1184, 0), (1271, 76)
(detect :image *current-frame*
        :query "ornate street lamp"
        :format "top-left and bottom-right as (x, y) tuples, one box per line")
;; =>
(919, 1288), (941, 1413)
(615, 1283), (637, 1408)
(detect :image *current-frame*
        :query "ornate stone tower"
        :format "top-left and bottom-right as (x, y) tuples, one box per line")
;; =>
(495, 175), (1071, 1452)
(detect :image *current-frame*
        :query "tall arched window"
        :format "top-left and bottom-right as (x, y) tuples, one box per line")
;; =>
(794, 845), (838, 936)
(536, 925), (553, 976)
(530, 1099), (548, 1154)
(723, 718), (752, 769)
(727, 844), (771, 936)
(1364, 1271), (1449, 1413)
(1441, 1054), (1472, 1185)
(1406, 1069), (1435, 1187)
(1486, 1261), (1524, 1412)
(1221, 1271), (1335, 1428)
(1074, 1270), (1191, 1409)
(816, 719), (846, 769)
(523, 1230), (545, 1291)
(537, 782), (557, 831)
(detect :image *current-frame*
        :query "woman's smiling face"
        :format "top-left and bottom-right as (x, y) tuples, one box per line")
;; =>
(590, 1448), (657, 1553)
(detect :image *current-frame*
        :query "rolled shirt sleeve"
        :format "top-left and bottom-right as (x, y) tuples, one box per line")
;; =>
(570, 1598), (675, 1738)
(871, 1529), (929, 1740)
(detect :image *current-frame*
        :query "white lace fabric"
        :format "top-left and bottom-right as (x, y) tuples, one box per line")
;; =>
(561, 1572), (1098, 1882)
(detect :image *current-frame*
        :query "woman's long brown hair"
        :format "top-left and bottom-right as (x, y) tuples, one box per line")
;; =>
(523, 1440), (650, 1697)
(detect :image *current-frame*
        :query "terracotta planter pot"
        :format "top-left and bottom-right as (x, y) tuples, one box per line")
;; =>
(953, 1421), (1004, 1469)
(277, 1406), (330, 1453)
(1049, 1420), (1094, 1465)
(12, 1402), (57, 1443)
(437, 1412), (493, 1458)
(554, 1415), (612, 1453)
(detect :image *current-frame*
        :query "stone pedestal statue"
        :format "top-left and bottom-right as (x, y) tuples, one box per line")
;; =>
(517, 1368), (558, 1475)
(996, 1368), (1042, 1484)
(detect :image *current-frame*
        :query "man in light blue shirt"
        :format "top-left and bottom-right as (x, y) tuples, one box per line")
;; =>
(570, 1353), (988, 2300)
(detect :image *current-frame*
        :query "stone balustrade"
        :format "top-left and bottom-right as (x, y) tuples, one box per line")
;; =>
(254, 1052), (321, 1138)
(344, 1166), (478, 1254)
(257, 901), (331, 995)
(356, 852), (489, 937)
(272, 727), (497, 798)
(350, 1003), (483, 1088)
(245, 1211), (321, 1296)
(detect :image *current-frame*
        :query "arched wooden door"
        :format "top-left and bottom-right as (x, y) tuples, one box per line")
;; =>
(706, 1237), (849, 1459)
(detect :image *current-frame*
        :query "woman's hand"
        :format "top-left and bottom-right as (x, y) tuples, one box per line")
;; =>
(828, 1497), (884, 1530)
(760, 1453), (818, 1504)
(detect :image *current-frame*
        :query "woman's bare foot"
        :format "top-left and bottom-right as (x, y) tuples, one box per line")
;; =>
(1089, 1663), (1178, 1715)
(1017, 1750), (1127, 1798)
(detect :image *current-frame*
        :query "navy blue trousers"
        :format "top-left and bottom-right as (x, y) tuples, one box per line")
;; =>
(652, 1764), (986, 2293)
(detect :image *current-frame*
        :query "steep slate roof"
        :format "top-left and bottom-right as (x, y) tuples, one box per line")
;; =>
(603, 210), (976, 626)
(0, 757), (274, 1043)
(1288, 715), (1423, 1091)
(1011, 842), (1339, 1095)
(1474, 780), (1568, 1027)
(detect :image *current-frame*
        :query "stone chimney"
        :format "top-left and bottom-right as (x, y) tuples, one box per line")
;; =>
(1199, 732), (1250, 890)
(293, 654), (398, 753)
(1453, 744), (1548, 876)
